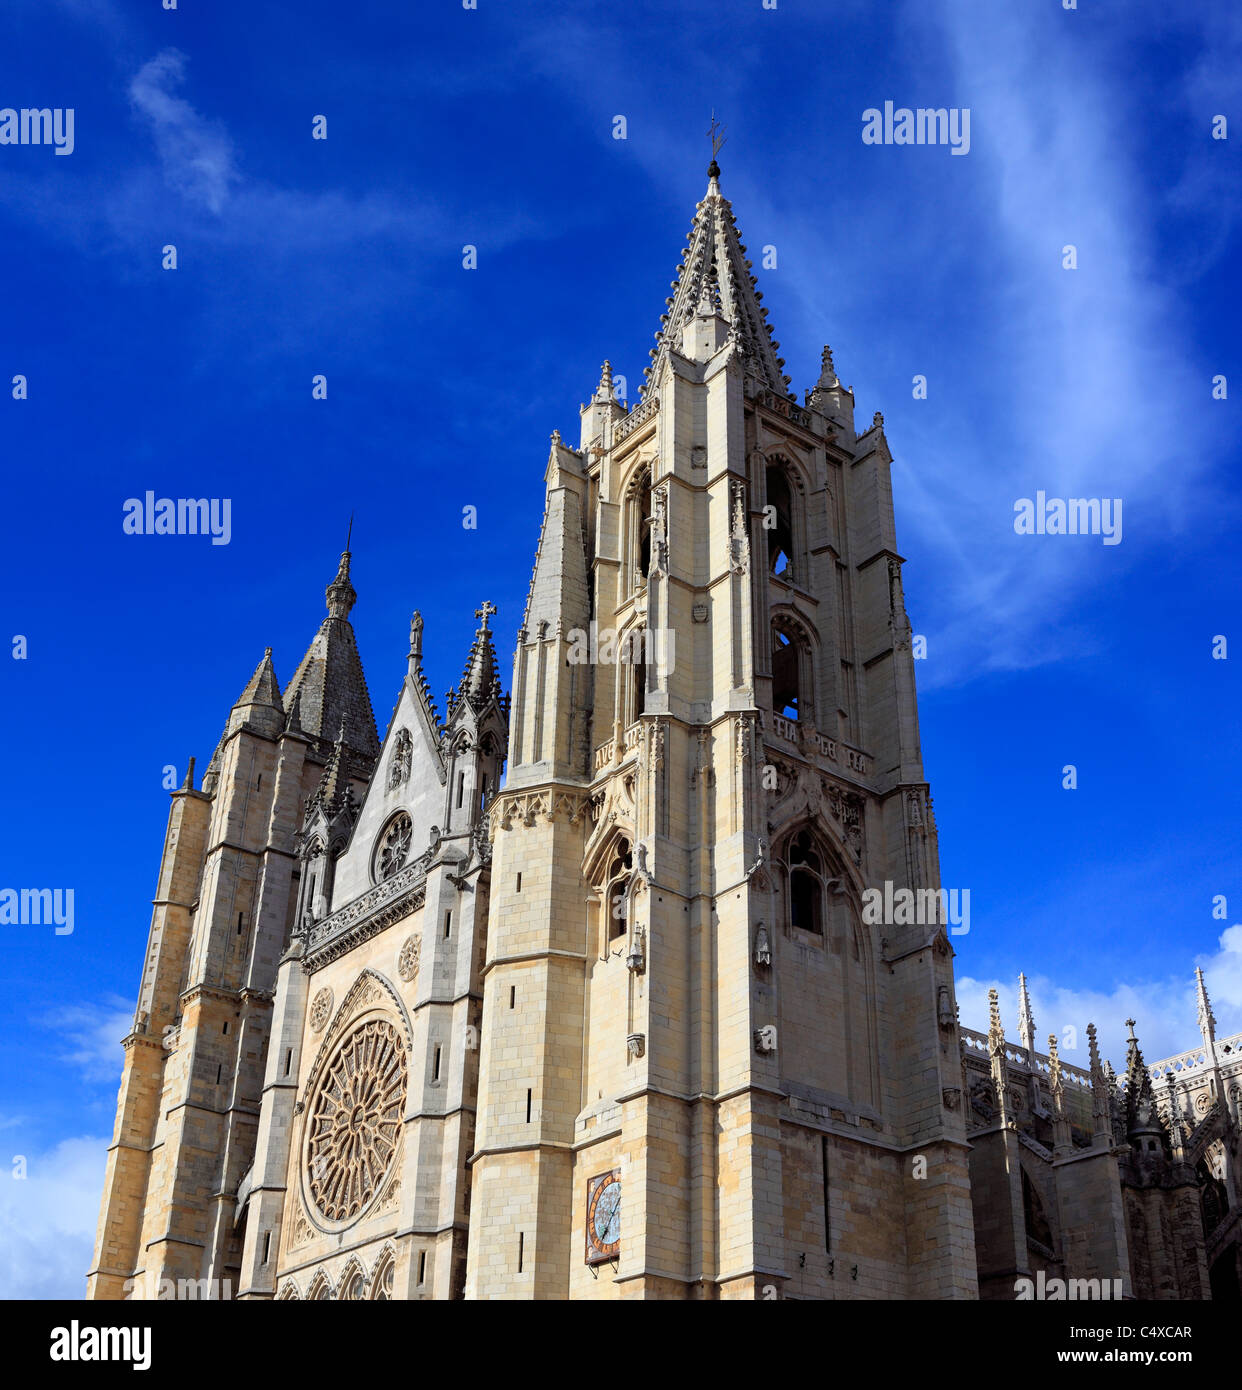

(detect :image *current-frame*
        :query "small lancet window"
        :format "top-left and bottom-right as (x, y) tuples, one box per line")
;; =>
(605, 839), (633, 941)
(637, 474), (652, 580)
(788, 830), (824, 934)
(772, 626), (801, 719)
(766, 466), (795, 578)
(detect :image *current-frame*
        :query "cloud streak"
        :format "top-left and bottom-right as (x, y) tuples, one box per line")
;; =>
(129, 50), (239, 215)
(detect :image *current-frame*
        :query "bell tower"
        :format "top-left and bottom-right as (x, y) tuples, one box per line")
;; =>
(468, 159), (976, 1299)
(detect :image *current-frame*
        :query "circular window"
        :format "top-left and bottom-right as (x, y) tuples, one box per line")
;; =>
(374, 812), (413, 881)
(305, 1018), (407, 1225)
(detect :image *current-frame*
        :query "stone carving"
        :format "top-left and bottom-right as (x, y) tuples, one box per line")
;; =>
(306, 1018), (407, 1224)
(650, 484), (669, 576)
(729, 481), (750, 574)
(755, 922), (772, 967)
(755, 1023), (778, 1054)
(397, 934), (421, 983)
(309, 987), (333, 1033)
(304, 856), (430, 970)
(387, 728), (412, 789)
(627, 1032), (646, 1060)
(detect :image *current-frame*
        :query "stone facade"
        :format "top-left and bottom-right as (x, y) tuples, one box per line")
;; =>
(88, 164), (1239, 1301)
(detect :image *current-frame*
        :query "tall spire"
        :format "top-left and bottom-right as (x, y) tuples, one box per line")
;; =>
(643, 159), (788, 399)
(1087, 1023), (1112, 1146)
(1195, 966), (1217, 1047)
(1017, 972), (1036, 1053)
(283, 550), (380, 764)
(1123, 1017), (1160, 1141)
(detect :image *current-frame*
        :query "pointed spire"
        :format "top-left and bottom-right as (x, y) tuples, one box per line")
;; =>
(180, 756), (196, 792)
(458, 601), (501, 710)
(817, 345), (839, 389)
(643, 161), (788, 398)
(1195, 966), (1217, 1046)
(285, 687), (304, 735)
(593, 361), (616, 404)
(1165, 1070), (1186, 1161)
(1123, 1017), (1161, 1141)
(234, 648), (283, 713)
(310, 718), (348, 813)
(1047, 1032), (1072, 1153)
(325, 550), (357, 620)
(1017, 973), (1036, 1053)
(987, 987), (1012, 1128)
(1087, 1022), (1112, 1145)
(283, 550), (379, 764)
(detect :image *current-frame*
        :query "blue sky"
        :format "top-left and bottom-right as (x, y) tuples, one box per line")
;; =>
(1, 0), (1239, 1297)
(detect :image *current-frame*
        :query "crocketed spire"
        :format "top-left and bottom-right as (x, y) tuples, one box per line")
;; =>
(459, 601), (502, 710)
(643, 161), (789, 399)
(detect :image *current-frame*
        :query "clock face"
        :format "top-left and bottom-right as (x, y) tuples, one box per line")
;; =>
(586, 1170), (621, 1262)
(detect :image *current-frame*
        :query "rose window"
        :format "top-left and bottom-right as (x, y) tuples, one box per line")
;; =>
(375, 812), (412, 881)
(306, 1018), (407, 1224)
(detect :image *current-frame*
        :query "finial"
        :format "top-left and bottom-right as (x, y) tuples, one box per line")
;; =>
(597, 361), (614, 401)
(181, 756), (196, 791)
(264, 647), (272, 658)
(706, 110), (726, 178)
(988, 986), (1003, 1037)
(475, 600), (497, 630)
(1125, 1018), (1137, 1041)
(345, 511), (354, 552)
(325, 549), (357, 620)
(409, 610), (423, 661)
(873, 410), (884, 430)
(1017, 972), (1036, 1052)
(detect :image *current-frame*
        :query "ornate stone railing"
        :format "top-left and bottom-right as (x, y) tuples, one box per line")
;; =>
(959, 1027), (1092, 1089)
(765, 713), (872, 779)
(303, 852), (431, 970)
(1149, 1031), (1242, 1080)
(593, 720), (643, 773)
(754, 387), (813, 430)
(614, 392), (659, 444)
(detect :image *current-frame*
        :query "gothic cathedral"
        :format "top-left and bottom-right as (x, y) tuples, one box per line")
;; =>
(87, 163), (1241, 1301)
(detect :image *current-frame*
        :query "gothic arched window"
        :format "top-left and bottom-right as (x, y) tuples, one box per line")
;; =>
(772, 619), (811, 722)
(605, 838), (633, 943)
(766, 465), (795, 579)
(623, 466), (653, 592)
(786, 829), (825, 934)
(370, 1252), (395, 1301)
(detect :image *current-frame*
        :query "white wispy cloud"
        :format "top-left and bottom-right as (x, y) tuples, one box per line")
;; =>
(0, 1134), (109, 1300)
(958, 923), (1242, 1069)
(129, 49), (239, 214)
(41, 995), (133, 1085)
